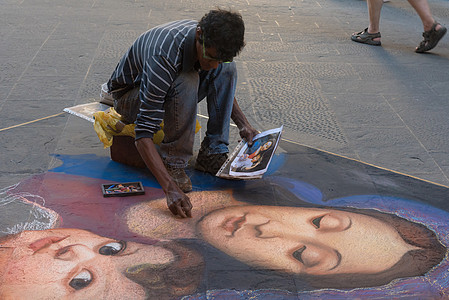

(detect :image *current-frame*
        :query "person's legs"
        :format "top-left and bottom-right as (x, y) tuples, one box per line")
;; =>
(160, 71), (199, 168)
(409, 0), (447, 52)
(198, 62), (237, 154)
(407, 0), (436, 31)
(195, 62), (237, 174)
(351, 0), (383, 44)
(367, 0), (384, 35)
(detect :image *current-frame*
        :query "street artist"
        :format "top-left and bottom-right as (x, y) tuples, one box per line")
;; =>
(102, 9), (258, 218)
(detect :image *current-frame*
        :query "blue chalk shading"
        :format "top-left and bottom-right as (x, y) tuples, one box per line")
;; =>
(50, 153), (286, 191)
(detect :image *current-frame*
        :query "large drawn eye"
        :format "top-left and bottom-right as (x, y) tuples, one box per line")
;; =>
(69, 269), (92, 290)
(292, 245), (306, 264)
(312, 216), (324, 229)
(99, 241), (126, 256)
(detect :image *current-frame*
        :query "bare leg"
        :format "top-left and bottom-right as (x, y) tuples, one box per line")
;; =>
(367, 0), (384, 34)
(351, 0), (383, 44)
(407, 0), (440, 31)
(408, 0), (446, 52)
(364, 0), (384, 42)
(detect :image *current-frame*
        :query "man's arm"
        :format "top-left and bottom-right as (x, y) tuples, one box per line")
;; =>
(132, 53), (193, 217)
(135, 137), (192, 218)
(231, 97), (259, 145)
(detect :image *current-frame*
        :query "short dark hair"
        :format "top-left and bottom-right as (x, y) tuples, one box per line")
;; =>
(124, 240), (204, 298)
(198, 9), (245, 61)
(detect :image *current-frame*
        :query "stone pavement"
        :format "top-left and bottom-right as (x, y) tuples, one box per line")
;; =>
(1, 0), (449, 298)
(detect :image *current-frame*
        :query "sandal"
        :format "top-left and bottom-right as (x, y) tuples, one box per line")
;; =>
(415, 22), (447, 53)
(351, 28), (381, 46)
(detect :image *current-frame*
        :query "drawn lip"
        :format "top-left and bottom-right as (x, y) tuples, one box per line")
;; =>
(29, 236), (68, 253)
(222, 213), (247, 236)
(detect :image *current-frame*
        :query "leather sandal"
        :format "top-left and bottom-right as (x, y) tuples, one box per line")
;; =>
(416, 22), (447, 53)
(351, 28), (381, 46)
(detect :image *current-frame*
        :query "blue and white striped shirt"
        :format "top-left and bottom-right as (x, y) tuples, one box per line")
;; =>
(108, 20), (197, 140)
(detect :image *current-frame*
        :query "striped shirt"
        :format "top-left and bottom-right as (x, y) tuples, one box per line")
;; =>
(108, 20), (197, 140)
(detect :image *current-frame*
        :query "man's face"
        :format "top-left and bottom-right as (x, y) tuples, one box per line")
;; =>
(195, 28), (232, 71)
(195, 38), (221, 71)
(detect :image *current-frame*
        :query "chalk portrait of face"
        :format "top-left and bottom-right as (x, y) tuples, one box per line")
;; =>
(196, 204), (446, 288)
(0, 228), (203, 300)
(5, 167), (448, 296)
(125, 186), (446, 290)
(198, 205), (413, 275)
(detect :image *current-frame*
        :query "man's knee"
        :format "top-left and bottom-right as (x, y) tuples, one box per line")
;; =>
(216, 61), (237, 78)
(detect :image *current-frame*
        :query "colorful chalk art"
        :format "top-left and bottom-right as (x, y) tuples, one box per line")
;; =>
(1, 141), (448, 299)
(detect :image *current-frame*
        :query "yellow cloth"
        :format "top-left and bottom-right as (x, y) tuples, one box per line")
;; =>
(93, 108), (200, 148)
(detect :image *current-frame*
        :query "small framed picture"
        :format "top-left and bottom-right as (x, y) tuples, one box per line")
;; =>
(102, 182), (145, 197)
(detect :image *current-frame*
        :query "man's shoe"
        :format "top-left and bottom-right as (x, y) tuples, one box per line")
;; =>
(415, 22), (447, 53)
(195, 149), (228, 175)
(164, 164), (192, 193)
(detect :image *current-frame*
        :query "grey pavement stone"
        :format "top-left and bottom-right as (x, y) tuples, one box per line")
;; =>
(327, 94), (405, 128)
(1, 123), (65, 180)
(0, 99), (70, 128)
(53, 117), (110, 156)
(344, 125), (447, 183)
(5, 75), (83, 101)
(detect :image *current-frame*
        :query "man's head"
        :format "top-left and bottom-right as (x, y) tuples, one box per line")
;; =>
(196, 9), (245, 69)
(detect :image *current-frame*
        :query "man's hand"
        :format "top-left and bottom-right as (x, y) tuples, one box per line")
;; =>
(239, 126), (259, 146)
(135, 138), (193, 218)
(166, 185), (192, 218)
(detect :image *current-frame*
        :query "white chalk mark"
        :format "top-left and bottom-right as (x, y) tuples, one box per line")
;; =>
(278, 33), (283, 43)
(256, 13), (266, 22)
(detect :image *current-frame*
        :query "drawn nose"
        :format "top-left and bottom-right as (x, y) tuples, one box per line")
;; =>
(254, 220), (283, 238)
